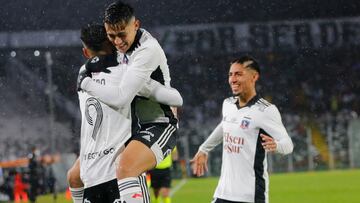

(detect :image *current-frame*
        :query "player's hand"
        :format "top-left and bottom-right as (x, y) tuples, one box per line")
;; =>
(190, 151), (208, 177)
(261, 134), (277, 152)
(76, 69), (91, 91)
(85, 53), (119, 74)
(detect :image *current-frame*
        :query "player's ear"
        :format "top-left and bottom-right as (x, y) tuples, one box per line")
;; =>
(82, 47), (91, 59)
(253, 71), (259, 82)
(134, 19), (140, 31)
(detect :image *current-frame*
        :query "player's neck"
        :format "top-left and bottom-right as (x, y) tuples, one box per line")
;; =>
(238, 90), (256, 107)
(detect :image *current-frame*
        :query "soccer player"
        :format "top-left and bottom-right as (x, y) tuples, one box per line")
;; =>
(78, 2), (180, 202)
(69, 23), (182, 203)
(149, 148), (178, 203)
(191, 56), (293, 203)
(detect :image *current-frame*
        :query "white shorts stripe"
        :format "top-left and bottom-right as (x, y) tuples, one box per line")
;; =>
(156, 124), (172, 146)
(159, 126), (176, 148)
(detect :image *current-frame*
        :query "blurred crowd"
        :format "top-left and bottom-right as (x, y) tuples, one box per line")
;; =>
(0, 148), (56, 202)
(0, 43), (358, 190)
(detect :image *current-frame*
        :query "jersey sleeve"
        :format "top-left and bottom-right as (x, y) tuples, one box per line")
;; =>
(198, 100), (227, 154)
(261, 105), (294, 155)
(138, 79), (183, 107)
(198, 122), (223, 154)
(82, 42), (161, 108)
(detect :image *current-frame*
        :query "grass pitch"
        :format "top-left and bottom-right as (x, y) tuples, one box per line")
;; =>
(23, 169), (360, 203)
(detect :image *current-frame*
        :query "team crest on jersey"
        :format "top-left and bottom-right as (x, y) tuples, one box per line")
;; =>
(240, 119), (250, 129)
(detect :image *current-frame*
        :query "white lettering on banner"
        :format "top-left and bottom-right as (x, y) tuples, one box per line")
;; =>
(152, 17), (360, 55)
(1, 17), (360, 51)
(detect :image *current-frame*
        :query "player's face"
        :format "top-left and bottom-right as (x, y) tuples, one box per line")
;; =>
(228, 63), (258, 96)
(105, 18), (140, 53)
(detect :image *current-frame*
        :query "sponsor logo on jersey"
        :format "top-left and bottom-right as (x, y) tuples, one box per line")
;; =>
(83, 147), (115, 160)
(224, 132), (245, 154)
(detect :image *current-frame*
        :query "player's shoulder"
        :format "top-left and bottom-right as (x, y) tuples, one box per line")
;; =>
(252, 97), (281, 117)
(78, 64), (86, 73)
(223, 96), (238, 106)
(254, 97), (273, 109)
(222, 97), (240, 114)
(139, 29), (162, 51)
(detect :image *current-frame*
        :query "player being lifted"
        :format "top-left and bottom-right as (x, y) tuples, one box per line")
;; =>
(191, 56), (293, 203)
(68, 23), (182, 203)
(76, 1), (181, 203)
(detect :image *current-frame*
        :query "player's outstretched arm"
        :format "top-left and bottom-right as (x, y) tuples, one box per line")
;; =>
(138, 79), (183, 107)
(81, 45), (161, 108)
(190, 122), (223, 176)
(190, 151), (208, 177)
(199, 123), (223, 153)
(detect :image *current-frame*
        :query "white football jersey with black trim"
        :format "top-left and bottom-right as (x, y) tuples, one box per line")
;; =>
(78, 64), (131, 188)
(213, 95), (292, 203)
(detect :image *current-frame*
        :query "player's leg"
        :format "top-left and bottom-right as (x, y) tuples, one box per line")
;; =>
(159, 168), (172, 203)
(116, 141), (154, 203)
(160, 187), (171, 203)
(138, 173), (150, 203)
(116, 123), (177, 203)
(149, 169), (161, 203)
(67, 158), (84, 203)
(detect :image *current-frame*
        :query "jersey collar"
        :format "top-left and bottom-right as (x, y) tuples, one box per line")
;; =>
(126, 29), (143, 54)
(235, 94), (260, 109)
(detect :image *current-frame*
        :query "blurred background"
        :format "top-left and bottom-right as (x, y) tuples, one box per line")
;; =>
(0, 0), (359, 202)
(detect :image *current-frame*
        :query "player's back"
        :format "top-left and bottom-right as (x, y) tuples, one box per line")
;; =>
(78, 65), (131, 188)
(124, 29), (177, 126)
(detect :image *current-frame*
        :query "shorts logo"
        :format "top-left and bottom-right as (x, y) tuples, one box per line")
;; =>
(142, 135), (151, 142)
(145, 126), (156, 131)
(240, 119), (250, 129)
(84, 198), (91, 203)
(164, 149), (172, 158)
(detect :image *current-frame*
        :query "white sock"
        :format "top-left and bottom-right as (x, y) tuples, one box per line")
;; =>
(118, 177), (145, 203)
(137, 173), (150, 203)
(69, 187), (84, 203)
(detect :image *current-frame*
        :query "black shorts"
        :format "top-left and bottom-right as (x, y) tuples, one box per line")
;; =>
(130, 123), (177, 164)
(149, 168), (171, 189)
(212, 198), (251, 203)
(83, 179), (119, 203)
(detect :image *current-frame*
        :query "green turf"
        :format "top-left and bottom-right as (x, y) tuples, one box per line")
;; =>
(22, 169), (360, 203)
(173, 169), (360, 203)
(269, 169), (360, 203)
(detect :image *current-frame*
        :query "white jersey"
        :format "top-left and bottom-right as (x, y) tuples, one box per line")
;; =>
(78, 64), (131, 188)
(82, 28), (177, 126)
(199, 95), (293, 203)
